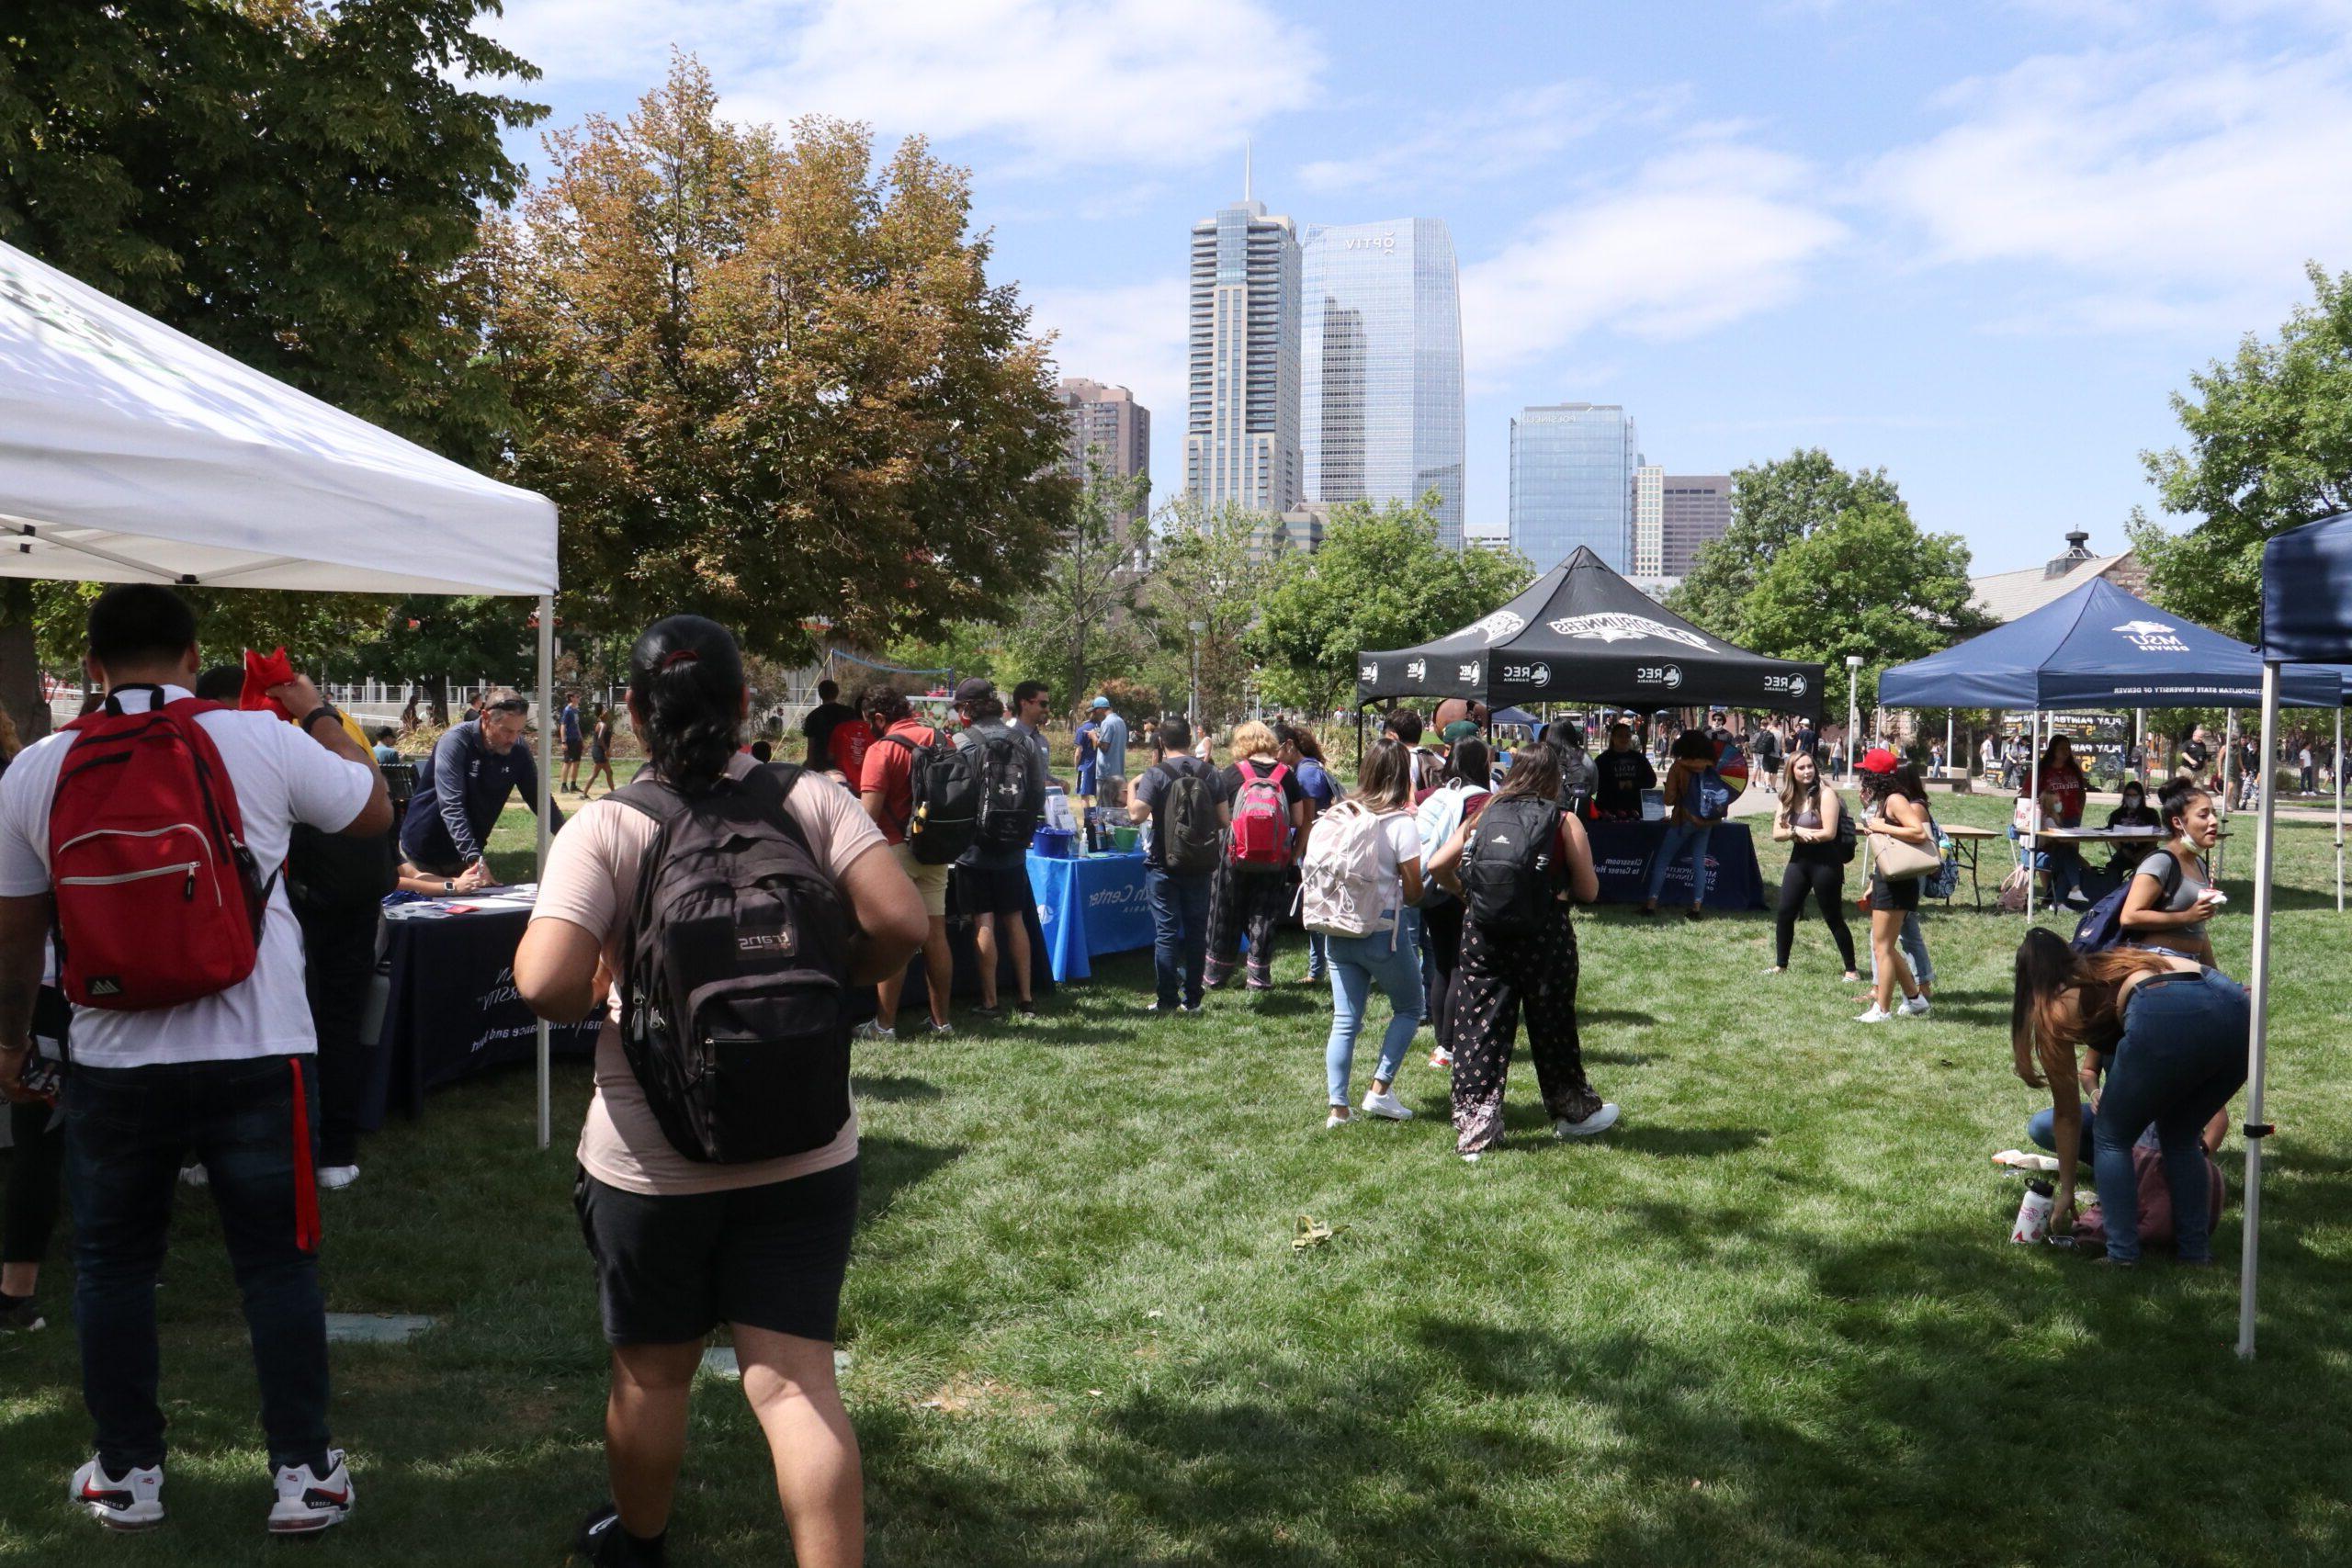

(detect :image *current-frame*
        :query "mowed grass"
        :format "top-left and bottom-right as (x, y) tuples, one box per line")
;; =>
(5, 783), (2352, 1564)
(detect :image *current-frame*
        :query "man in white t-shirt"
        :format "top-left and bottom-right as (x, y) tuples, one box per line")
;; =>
(0, 585), (389, 1539)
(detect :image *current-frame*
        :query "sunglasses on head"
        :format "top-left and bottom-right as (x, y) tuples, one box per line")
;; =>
(485, 698), (528, 716)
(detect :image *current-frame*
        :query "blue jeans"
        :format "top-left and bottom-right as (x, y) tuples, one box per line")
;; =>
(2047, 844), (2086, 904)
(1148, 869), (1212, 1009)
(66, 1055), (331, 1472)
(1643, 824), (1713, 907)
(2092, 970), (2247, 1262)
(1306, 931), (1329, 982)
(1325, 915), (1425, 1106)
(1870, 912), (1934, 991)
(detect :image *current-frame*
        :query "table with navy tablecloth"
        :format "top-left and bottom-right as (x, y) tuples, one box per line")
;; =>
(1584, 819), (1765, 911)
(1025, 849), (1153, 981)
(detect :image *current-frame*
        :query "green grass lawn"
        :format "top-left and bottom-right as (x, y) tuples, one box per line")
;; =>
(6, 784), (2352, 1564)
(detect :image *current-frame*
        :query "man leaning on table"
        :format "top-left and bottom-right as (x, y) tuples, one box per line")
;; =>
(397, 686), (562, 886)
(0, 584), (390, 1538)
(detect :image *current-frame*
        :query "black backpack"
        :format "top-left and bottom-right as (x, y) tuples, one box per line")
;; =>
(886, 730), (980, 865)
(1159, 762), (1224, 874)
(972, 728), (1045, 852)
(1460, 795), (1562, 936)
(612, 759), (852, 1164)
(2072, 853), (2183, 956)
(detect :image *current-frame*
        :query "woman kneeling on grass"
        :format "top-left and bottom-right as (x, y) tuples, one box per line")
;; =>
(1429, 742), (1616, 1161)
(1317, 739), (1427, 1127)
(2010, 929), (2248, 1265)
(515, 615), (926, 1568)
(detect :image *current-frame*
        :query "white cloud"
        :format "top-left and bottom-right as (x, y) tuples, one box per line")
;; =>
(1295, 80), (1678, 194)
(489, 0), (1320, 173)
(1458, 141), (1847, 382)
(1021, 276), (1188, 461)
(1869, 41), (2352, 329)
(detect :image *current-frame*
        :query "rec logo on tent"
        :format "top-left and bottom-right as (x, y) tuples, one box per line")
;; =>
(1359, 662), (1378, 682)
(1456, 662), (1480, 682)
(1500, 661), (1550, 685)
(1764, 672), (1809, 699)
(1635, 663), (1684, 690)
(2114, 618), (2189, 652)
(1406, 659), (1428, 682)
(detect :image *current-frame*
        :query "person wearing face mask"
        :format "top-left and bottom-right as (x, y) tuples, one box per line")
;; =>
(2119, 779), (2226, 968)
(398, 688), (563, 887)
(2104, 779), (2162, 878)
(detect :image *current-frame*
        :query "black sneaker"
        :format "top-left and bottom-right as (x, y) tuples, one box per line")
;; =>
(0, 1294), (43, 1334)
(1014, 998), (1038, 1016)
(578, 1503), (667, 1567)
(971, 1003), (1004, 1021)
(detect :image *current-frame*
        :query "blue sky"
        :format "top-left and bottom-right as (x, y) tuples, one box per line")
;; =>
(481, 0), (2352, 575)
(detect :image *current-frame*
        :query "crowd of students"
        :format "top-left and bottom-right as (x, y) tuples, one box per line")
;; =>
(0, 588), (2264, 1561)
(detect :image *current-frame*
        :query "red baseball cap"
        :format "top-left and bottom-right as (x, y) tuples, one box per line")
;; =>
(1859, 747), (1900, 774)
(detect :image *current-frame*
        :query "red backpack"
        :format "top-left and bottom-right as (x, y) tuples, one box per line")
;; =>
(49, 688), (272, 1011)
(1228, 761), (1293, 874)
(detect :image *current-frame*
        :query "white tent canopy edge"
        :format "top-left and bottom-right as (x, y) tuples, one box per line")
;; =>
(0, 239), (563, 1147)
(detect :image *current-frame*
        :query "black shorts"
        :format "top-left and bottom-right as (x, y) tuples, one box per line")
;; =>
(563, 738), (584, 762)
(952, 862), (1032, 919)
(573, 1158), (859, 1345)
(1869, 873), (1923, 913)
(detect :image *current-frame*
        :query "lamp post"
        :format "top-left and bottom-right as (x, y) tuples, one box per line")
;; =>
(1845, 655), (1863, 784)
(1188, 619), (1206, 729)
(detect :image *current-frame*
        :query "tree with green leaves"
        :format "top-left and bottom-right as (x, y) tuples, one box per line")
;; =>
(1738, 500), (1991, 716)
(1668, 449), (1905, 638)
(996, 454), (1153, 709)
(0, 0), (545, 737)
(489, 56), (1073, 663)
(1145, 498), (1275, 727)
(1247, 493), (1533, 715)
(2130, 263), (2352, 642)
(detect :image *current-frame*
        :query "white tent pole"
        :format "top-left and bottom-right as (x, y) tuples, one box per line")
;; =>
(2336, 705), (2345, 914)
(2239, 660), (2283, 1360)
(2220, 708), (2237, 879)
(536, 593), (555, 1152)
(2027, 711), (2041, 919)
(2133, 709), (2143, 784)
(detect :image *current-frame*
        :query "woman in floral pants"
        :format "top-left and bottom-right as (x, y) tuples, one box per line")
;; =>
(1426, 743), (1622, 1158)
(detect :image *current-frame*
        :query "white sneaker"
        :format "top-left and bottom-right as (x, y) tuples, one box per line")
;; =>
(1854, 1005), (1896, 1023)
(1324, 1111), (1349, 1130)
(1554, 1102), (1622, 1138)
(267, 1450), (354, 1536)
(1428, 1047), (1453, 1069)
(178, 1163), (209, 1189)
(1898, 996), (1931, 1018)
(851, 1021), (895, 1043)
(72, 1458), (164, 1531)
(316, 1165), (360, 1190)
(1362, 1089), (1414, 1122)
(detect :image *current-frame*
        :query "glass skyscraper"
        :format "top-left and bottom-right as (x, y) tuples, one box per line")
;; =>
(1185, 196), (1302, 515)
(1300, 219), (1465, 547)
(1509, 404), (1642, 572)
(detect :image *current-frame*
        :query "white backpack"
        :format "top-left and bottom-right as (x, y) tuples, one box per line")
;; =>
(1299, 801), (1397, 941)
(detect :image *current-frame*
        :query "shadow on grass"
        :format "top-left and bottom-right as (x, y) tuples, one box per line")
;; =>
(858, 1134), (964, 1230)
(855, 1074), (944, 1103)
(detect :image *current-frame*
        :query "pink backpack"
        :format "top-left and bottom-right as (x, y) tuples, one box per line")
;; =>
(1228, 761), (1292, 874)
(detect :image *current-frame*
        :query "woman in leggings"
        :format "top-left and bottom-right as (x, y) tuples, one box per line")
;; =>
(1428, 743), (1617, 1160)
(2010, 928), (2246, 1263)
(1413, 739), (1491, 1070)
(1767, 748), (1859, 981)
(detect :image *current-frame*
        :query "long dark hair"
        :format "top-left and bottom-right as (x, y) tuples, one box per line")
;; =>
(1494, 740), (1564, 802)
(2009, 928), (2177, 1088)
(627, 615), (745, 787)
(2157, 777), (2210, 841)
(1447, 738), (1491, 788)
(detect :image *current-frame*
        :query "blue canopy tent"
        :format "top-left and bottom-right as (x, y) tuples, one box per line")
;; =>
(2241, 513), (2352, 1359)
(1880, 576), (2338, 917)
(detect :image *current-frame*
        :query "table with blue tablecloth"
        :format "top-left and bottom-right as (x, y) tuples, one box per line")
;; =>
(1585, 819), (1765, 911)
(1025, 850), (1153, 980)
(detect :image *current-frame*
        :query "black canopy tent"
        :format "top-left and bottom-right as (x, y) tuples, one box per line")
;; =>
(1354, 547), (1826, 725)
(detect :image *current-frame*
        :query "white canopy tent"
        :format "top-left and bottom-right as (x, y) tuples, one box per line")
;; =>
(0, 239), (565, 1145)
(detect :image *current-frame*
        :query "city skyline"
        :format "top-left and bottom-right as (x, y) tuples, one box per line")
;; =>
(481, 2), (2352, 576)
(1510, 403), (1642, 573)
(1184, 192), (1302, 517)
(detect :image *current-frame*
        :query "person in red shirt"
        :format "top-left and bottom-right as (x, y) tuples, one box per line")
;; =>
(2023, 732), (2089, 907)
(855, 686), (952, 1038)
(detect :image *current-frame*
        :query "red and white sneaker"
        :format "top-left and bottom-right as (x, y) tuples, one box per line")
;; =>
(1429, 1047), (1453, 1069)
(71, 1457), (164, 1531)
(267, 1450), (354, 1535)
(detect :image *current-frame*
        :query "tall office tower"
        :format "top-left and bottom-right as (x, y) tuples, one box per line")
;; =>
(1662, 475), (1734, 576)
(1054, 378), (1152, 526)
(1185, 187), (1303, 516)
(1508, 403), (1641, 571)
(1632, 464), (1665, 576)
(1300, 219), (1465, 547)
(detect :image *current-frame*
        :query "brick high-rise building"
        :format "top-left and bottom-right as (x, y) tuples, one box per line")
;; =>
(1055, 378), (1150, 527)
(1661, 474), (1733, 577)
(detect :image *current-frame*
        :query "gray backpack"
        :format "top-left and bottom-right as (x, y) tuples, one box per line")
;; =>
(612, 757), (851, 1163)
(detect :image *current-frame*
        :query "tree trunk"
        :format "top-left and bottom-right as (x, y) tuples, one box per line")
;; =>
(0, 579), (52, 744)
(424, 671), (448, 727)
